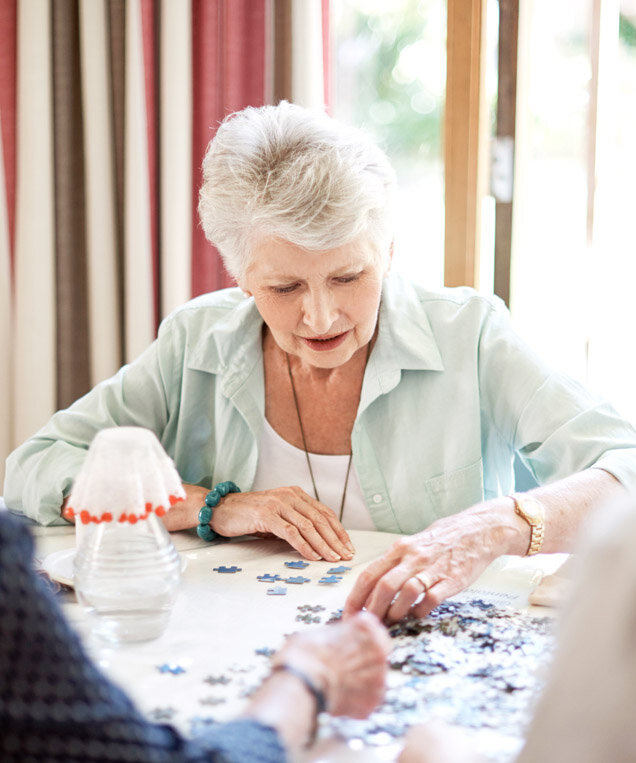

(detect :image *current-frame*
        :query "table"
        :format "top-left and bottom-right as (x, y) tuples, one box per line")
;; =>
(34, 523), (566, 762)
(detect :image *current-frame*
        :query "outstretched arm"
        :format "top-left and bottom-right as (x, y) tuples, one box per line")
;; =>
(344, 467), (625, 622)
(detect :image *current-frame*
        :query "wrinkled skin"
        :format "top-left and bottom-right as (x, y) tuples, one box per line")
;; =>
(344, 502), (516, 623)
(344, 470), (626, 623)
(164, 483), (355, 562)
(272, 610), (391, 718)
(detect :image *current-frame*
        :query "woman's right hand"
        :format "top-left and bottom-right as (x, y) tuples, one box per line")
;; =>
(272, 610), (391, 718)
(163, 483), (355, 562)
(243, 612), (390, 750)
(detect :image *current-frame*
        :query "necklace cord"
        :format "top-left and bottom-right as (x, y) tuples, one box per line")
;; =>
(285, 342), (371, 522)
(285, 352), (321, 504)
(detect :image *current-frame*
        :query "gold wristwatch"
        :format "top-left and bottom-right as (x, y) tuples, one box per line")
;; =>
(510, 493), (545, 555)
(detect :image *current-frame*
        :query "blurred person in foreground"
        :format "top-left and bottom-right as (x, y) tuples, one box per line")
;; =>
(5, 101), (636, 623)
(399, 498), (636, 763)
(0, 509), (390, 763)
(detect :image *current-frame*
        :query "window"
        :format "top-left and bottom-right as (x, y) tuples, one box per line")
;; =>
(333, 0), (446, 287)
(512, 1), (636, 422)
(334, 0), (636, 424)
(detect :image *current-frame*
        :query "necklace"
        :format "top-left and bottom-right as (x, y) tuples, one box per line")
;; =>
(285, 342), (371, 522)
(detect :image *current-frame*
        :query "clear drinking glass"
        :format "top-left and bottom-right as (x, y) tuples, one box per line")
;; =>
(68, 427), (185, 644)
(73, 511), (181, 643)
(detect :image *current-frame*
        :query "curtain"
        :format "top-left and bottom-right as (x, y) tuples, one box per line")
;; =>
(0, 0), (329, 488)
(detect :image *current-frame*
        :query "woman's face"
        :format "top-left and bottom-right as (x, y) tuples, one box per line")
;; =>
(240, 237), (390, 369)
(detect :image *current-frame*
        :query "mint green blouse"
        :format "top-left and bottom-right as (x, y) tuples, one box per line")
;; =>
(6, 275), (636, 529)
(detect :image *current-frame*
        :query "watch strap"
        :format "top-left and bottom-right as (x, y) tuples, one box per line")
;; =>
(510, 494), (545, 556)
(526, 518), (544, 555)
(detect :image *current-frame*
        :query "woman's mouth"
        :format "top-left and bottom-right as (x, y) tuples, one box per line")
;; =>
(301, 331), (350, 351)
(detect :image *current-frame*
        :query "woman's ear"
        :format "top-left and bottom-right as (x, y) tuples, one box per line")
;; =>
(236, 277), (252, 298)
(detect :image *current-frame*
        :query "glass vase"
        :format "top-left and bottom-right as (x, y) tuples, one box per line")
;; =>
(73, 511), (181, 644)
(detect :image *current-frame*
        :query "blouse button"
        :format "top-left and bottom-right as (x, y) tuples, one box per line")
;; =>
(372, 494), (383, 504)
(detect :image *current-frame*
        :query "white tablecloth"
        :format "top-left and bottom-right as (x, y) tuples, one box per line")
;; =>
(35, 525), (565, 762)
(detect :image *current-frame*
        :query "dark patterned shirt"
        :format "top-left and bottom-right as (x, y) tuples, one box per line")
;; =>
(0, 512), (287, 763)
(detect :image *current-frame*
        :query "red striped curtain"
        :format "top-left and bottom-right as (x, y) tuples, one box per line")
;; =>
(191, 0), (267, 296)
(0, 0), (330, 487)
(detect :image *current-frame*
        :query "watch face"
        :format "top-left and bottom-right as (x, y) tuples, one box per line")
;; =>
(519, 498), (542, 522)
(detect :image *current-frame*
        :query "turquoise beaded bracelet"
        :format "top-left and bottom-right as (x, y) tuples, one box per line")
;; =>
(196, 481), (241, 541)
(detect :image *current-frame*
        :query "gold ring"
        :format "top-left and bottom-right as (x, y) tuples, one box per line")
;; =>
(414, 572), (432, 592)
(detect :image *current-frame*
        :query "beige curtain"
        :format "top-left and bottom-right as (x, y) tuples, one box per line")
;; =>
(0, 0), (328, 489)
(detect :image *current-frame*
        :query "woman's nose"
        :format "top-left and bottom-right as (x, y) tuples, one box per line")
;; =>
(302, 289), (338, 334)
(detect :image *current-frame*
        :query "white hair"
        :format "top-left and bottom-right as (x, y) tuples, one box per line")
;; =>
(197, 101), (396, 282)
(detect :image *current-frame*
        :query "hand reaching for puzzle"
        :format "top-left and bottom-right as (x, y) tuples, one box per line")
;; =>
(343, 500), (522, 623)
(272, 610), (391, 718)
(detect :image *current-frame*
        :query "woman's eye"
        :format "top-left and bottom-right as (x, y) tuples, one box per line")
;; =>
(335, 274), (359, 284)
(272, 283), (299, 294)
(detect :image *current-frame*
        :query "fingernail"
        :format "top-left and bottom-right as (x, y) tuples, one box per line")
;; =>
(346, 542), (355, 553)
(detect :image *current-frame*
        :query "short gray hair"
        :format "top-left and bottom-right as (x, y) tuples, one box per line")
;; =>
(198, 101), (396, 282)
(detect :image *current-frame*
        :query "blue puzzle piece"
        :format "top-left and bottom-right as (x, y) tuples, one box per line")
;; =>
(284, 575), (310, 584)
(213, 565), (242, 573)
(296, 613), (321, 624)
(318, 575), (343, 585)
(204, 675), (231, 685)
(257, 573), (281, 582)
(199, 696), (226, 706)
(284, 560), (309, 569)
(267, 586), (288, 595)
(157, 663), (186, 675)
(327, 565), (351, 574)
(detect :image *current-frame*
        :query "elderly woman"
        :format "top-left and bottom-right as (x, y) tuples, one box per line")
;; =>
(5, 101), (636, 623)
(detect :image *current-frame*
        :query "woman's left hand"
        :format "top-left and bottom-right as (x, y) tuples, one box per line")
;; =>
(343, 503), (516, 623)
(163, 483), (355, 562)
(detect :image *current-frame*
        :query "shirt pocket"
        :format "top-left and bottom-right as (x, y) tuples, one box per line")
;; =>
(422, 458), (485, 522)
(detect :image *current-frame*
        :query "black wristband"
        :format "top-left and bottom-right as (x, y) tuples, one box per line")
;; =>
(271, 663), (327, 714)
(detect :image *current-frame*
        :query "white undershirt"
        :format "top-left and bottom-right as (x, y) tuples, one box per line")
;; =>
(251, 418), (375, 530)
